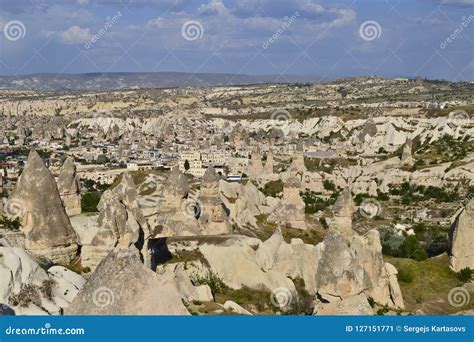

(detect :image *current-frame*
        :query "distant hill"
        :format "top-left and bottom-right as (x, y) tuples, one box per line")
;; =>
(0, 72), (321, 91)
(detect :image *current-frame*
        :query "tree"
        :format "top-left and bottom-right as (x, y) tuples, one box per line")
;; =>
(96, 154), (109, 165)
(184, 159), (190, 172)
(81, 192), (101, 212)
(457, 268), (473, 283)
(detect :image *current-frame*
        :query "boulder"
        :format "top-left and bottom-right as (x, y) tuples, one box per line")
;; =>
(224, 300), (253, 315)
(66, 247), (189, 315)
(0, 247), (84, 315)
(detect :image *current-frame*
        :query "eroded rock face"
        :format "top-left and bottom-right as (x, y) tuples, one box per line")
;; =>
(0, 247), (84, 315)
(330, 188), (357, 240)
(66, 247), (189, 315)
(154, 167), (200, 237)
(264, 150), (274, 174)
(219, 180), (277, 228)
(229, 123), (248, 148)
(198, 168), (232, 235)
(80, 173), (149, 271)
(400, 138), (415, 167)
(199, 236), (297, 293)
(289, 142), (306, 173)
(268, 176), (306, 230)
(449, 198), (474, 272)
(247, 147), (264, 178)
(7, 149), (78, 264)
(57, 157), (81, 217)
(313, 229), (404, 314)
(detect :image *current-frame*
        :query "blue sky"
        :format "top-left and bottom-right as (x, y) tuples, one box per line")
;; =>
(0, 0), (473, 81)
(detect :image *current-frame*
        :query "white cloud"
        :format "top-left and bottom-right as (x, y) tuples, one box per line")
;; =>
(198, 0), (228, 16)
(146, 17), (166, 29)
(59, 25), (92, 44)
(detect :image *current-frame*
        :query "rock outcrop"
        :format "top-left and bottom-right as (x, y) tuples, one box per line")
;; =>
(400, 138), (415, 167)
(449, 197), (474, 272)
(247, 147), (264, 178)
(313, 229), (404, 314)
(264, 150), (274, 174)
(268, 176), (306, 230)
(229, 123), (248, 148)
(7, 149), (78, 264)
(0, 247), (84, 315)
(198, 168), (232, 235)
(330, 188), (357, 240)
(289, 141), (306, 173)
(66, 248), (189, 315)
(219, 180), (277, 228)
(57, 157), (82, 216)
(154, 167), (200, 237)
(79, 173), (149, 271)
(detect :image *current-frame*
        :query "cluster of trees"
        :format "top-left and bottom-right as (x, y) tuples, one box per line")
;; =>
(389, 182), (460, 204)
(379, 223), (451, 261)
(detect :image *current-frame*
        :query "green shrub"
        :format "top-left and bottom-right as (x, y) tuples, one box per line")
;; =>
(191, 270), (225, 298)
(323, 180), (336, 191)
(397, 266), (415, 283)
(260, 180), (284, 198)
(81, 191), (101, 212)
(457, 268), (473, 283)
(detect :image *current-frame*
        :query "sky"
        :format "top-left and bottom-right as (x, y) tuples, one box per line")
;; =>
(0, 0), (473, 81)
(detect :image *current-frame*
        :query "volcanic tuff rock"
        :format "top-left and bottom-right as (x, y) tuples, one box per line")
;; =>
(57, 157), (82, 216)
(154, 167), (200, 237)
(0, 247), (84, 315)
(289, 141), (306, 173)
(198, 167), (232, 235)
(157, 263), (214, 303)
(264, 150), (275, 174)
(66, 247), (189, 315)
(449, 197), (474, 272)
(7, 149), (78, 264)
(400, 138), (415, 167)
(79, 173), (149, 271)
(330, 188), (357, 240)
(219, 180), (277, 228)
(268, 176), (306, 230)
(313, 229), (404, 314)
(229, 123), (248, 148)
(247, 147), (264, 178)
